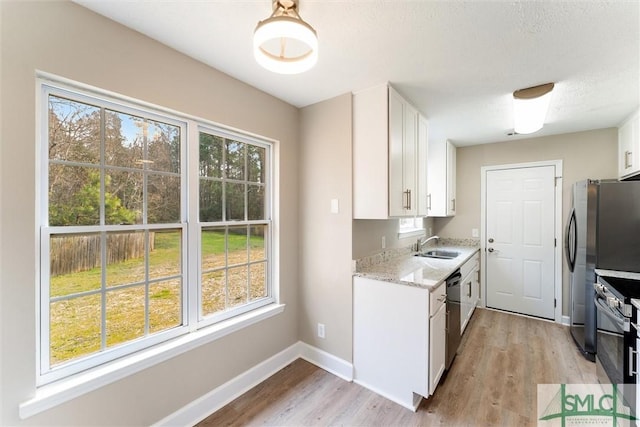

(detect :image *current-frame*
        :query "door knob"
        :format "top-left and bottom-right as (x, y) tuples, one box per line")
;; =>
(488, 238), (494, 243)
(488, 248), (494, 252)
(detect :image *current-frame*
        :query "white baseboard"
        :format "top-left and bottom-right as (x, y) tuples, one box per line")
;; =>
(561, 315), (570, 326)
(153, 341), (353, 426)
(298, 342), (354, 381)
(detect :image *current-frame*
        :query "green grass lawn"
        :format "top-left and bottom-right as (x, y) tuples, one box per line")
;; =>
(51, 229), (263, 297)
(49, 229), (265, 365)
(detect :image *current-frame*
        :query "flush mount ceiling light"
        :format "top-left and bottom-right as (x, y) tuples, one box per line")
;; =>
(513, 83), (555, 134)
(253, 0), (318, 74)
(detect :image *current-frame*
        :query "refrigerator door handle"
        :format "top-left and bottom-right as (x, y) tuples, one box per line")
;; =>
(565, 207), (577, 272)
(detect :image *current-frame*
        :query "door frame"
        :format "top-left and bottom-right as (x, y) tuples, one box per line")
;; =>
(480, 160), (563, 323)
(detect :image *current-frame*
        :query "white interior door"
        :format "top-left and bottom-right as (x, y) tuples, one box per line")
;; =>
(485, 165), (556, 319)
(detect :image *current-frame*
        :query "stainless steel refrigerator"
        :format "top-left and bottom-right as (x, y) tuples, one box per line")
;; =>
(565, 179), (640, 361)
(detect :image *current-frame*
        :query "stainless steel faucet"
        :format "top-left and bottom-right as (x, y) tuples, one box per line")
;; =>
(418, 235), (440, 251)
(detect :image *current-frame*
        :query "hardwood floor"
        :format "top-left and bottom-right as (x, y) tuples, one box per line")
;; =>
(197, 308), (596, 426)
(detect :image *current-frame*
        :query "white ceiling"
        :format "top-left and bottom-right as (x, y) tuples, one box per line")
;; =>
(74, 0), (639, 147)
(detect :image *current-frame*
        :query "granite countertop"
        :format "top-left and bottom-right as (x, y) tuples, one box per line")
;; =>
(355, 244), (480, 291)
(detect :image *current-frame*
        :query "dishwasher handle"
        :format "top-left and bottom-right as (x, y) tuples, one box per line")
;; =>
(446, 269), (462, 287)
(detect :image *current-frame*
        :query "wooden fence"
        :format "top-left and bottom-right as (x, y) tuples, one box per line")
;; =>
(50, 232), (154, 276)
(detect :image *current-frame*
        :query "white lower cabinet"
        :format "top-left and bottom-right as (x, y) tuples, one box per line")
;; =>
(429, 284), (446, 395)
(353, 277), (445, 411)
(460, 251), (480, 334)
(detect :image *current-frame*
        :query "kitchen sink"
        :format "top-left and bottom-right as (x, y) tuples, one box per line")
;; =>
(415, 250), (460, 260)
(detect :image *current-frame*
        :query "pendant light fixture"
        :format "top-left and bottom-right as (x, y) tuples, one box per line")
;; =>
(253, 0), (318, 74)
(513, 83), (555, 134)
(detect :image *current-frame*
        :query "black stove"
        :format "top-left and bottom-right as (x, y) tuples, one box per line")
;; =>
(595, 274), (640, 419)
(599, 275), (640, 301)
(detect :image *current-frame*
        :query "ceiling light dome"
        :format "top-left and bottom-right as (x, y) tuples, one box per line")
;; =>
(254, 0), (318, 74)
(513, 83), (555, 134)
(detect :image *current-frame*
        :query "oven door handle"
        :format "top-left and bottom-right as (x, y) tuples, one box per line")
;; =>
(595, 297), (625, 327)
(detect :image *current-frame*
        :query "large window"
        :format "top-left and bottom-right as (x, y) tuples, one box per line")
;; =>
(39, 82), (273, 384)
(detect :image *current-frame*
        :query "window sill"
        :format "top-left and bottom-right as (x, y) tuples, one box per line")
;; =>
(397, 229), (426, 239)
(19, 303), (285, 419)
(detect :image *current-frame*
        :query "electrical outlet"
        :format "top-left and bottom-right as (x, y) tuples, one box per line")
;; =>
(317, 323), (325, 339)
(381, 236), (386, 249)
(472, 228), (479, 238)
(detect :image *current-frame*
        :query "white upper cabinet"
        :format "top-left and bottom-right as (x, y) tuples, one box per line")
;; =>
(427, 139), (456, 217)
(619, 108), (640, 180)
(417, 115), (429, 216)
(353, 84), (428, 219)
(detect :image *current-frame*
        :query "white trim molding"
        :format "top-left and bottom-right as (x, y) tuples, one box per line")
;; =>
(298, 342), (354, 382)
(153, 341), (354, 427)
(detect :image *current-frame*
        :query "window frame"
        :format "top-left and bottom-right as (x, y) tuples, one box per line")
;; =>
(398, 216), (425, 238)
(37, 78), (275, 386)
(195, 125), (274, 329)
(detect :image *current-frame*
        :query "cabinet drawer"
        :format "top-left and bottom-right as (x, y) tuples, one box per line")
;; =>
(460, 252), (480, 278)
(430, 282), (446, 313)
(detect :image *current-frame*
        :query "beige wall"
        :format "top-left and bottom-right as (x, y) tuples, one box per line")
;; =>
(352, 217), (435, 259)
(0, 2), (299, 425)
(434, 128), (618, 315)
(299, 94), (353, 361)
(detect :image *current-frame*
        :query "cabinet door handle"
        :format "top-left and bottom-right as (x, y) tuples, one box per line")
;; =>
(427, 193), (431, 210)
(403, 189), (412, 210)
(467, 281), (472, 298)
(451, 198), (456, 212)
(626, 151), (633, 169)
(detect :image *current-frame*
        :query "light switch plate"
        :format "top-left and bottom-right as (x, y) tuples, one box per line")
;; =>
(472, 228), (479, 238)
(317, 323), (325, 339)
(330, 198), (339, 214)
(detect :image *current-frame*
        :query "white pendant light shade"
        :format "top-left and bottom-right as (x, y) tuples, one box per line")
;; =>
(513, 83), (554, 134)
(254, 1), (318, 74)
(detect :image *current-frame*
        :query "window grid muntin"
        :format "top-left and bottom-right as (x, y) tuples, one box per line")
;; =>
(42, 224), (186, 374)
(46, 95), (183, 228)
(197, 126), (272, 325)
(40, 231), (188, 384)
(199, 224), (270, 318)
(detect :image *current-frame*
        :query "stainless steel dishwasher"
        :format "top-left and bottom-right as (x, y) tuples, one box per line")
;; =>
(445, 269), (462, 370)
